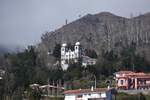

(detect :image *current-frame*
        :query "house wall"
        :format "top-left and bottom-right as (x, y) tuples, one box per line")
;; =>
(146, 80), (150, 84)
(117, 78), (127, 86)
(82, 93), (101, 100)
(65, 94), (76, 100)
(115, 72), (150, 90)
(106, 91), (112, 100)
(64, 91), (112, 100)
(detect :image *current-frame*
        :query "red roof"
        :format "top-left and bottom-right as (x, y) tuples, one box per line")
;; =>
(115, 71), (134, 74)
(64, 88), (110, 94)
(115, 71), (150, 78)
(126, 73), (150, 78)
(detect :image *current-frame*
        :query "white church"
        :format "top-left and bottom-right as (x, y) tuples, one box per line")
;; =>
(61, 42), (82, 70)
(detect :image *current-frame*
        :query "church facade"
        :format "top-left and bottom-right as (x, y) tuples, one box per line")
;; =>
(61, 42), (82, 70)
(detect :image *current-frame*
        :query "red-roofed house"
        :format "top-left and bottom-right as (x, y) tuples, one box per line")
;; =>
(64, 87), (112, 100)
(114, 71), (150, 90)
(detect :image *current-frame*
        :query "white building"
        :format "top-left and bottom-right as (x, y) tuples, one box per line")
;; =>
(64, 88), (112, 100)
(61, 42), (82, 70)
(0, 69), (5, 80)
(82, 56), (97, 67)
(61, 42), (97, 70)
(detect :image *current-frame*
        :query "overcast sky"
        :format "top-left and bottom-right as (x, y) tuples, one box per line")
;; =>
(0, 0), (150, 47)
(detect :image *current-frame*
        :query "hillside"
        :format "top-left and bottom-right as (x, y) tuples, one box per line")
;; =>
(37, 12), (150, 67)
(0, 12), (150, 99)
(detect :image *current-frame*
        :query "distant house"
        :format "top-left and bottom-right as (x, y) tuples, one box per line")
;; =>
(82, 56), (97, 67)
(114, 71), (150, 90)
(39, 84), (64, 96)
(29, 83), (64, 97)
(64, 88), (112, 100)
(30, 84), (40, 90)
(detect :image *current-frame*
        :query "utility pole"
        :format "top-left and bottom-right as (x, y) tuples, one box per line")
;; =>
(133, 63), (135, 72)
(94, 75), (96, 89)
(47, 78), (50, 100)
(57, 80), (59, 97)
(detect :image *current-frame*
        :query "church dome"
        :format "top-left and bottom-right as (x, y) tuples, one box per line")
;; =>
(62, 43), (67, 47)
(75, 42), (80, 45)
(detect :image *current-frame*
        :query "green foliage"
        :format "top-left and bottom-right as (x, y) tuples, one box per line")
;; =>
(93, 50), (119, 77)
(32, 67), (49, 84)
(85, 49), (97, 58)
(52, 44), (61, 58)
(67, 43), (75, 51)
(1, 43), (150, 99)
(1, 46), (51, 99)
(113, 93), (149, 100)
(11, 46), (37, 87)
(49, 68), (64, 81)
(29, 88), (42, 100)
(121, 46), (150, 72)
(64, 63), (84, 81)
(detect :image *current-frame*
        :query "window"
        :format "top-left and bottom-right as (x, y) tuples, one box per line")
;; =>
(62, 48), (64, 51)
(77, 95), (82, 98)
(99, 93), (101, 97)
(66, 55), (68, 58)
(76, 53), (78, 57)
(120, 80), (124, 85)
(65, 60), (68, 64)
(144, 80), (146, 85)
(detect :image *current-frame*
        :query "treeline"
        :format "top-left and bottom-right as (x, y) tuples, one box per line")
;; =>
(0, 43), (150, 99)
(0, 46), (50, 99)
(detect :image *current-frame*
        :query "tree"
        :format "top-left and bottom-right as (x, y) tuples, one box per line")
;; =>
(85, 49), (97, 58)
(52, 44), (61, 58)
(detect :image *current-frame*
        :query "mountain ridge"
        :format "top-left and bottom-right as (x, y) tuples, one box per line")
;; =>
(37, 12), (150, 67)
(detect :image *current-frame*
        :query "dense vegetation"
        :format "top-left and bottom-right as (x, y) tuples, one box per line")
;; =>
(113, 92), (150, 100)
(0, 43), (150, 99)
